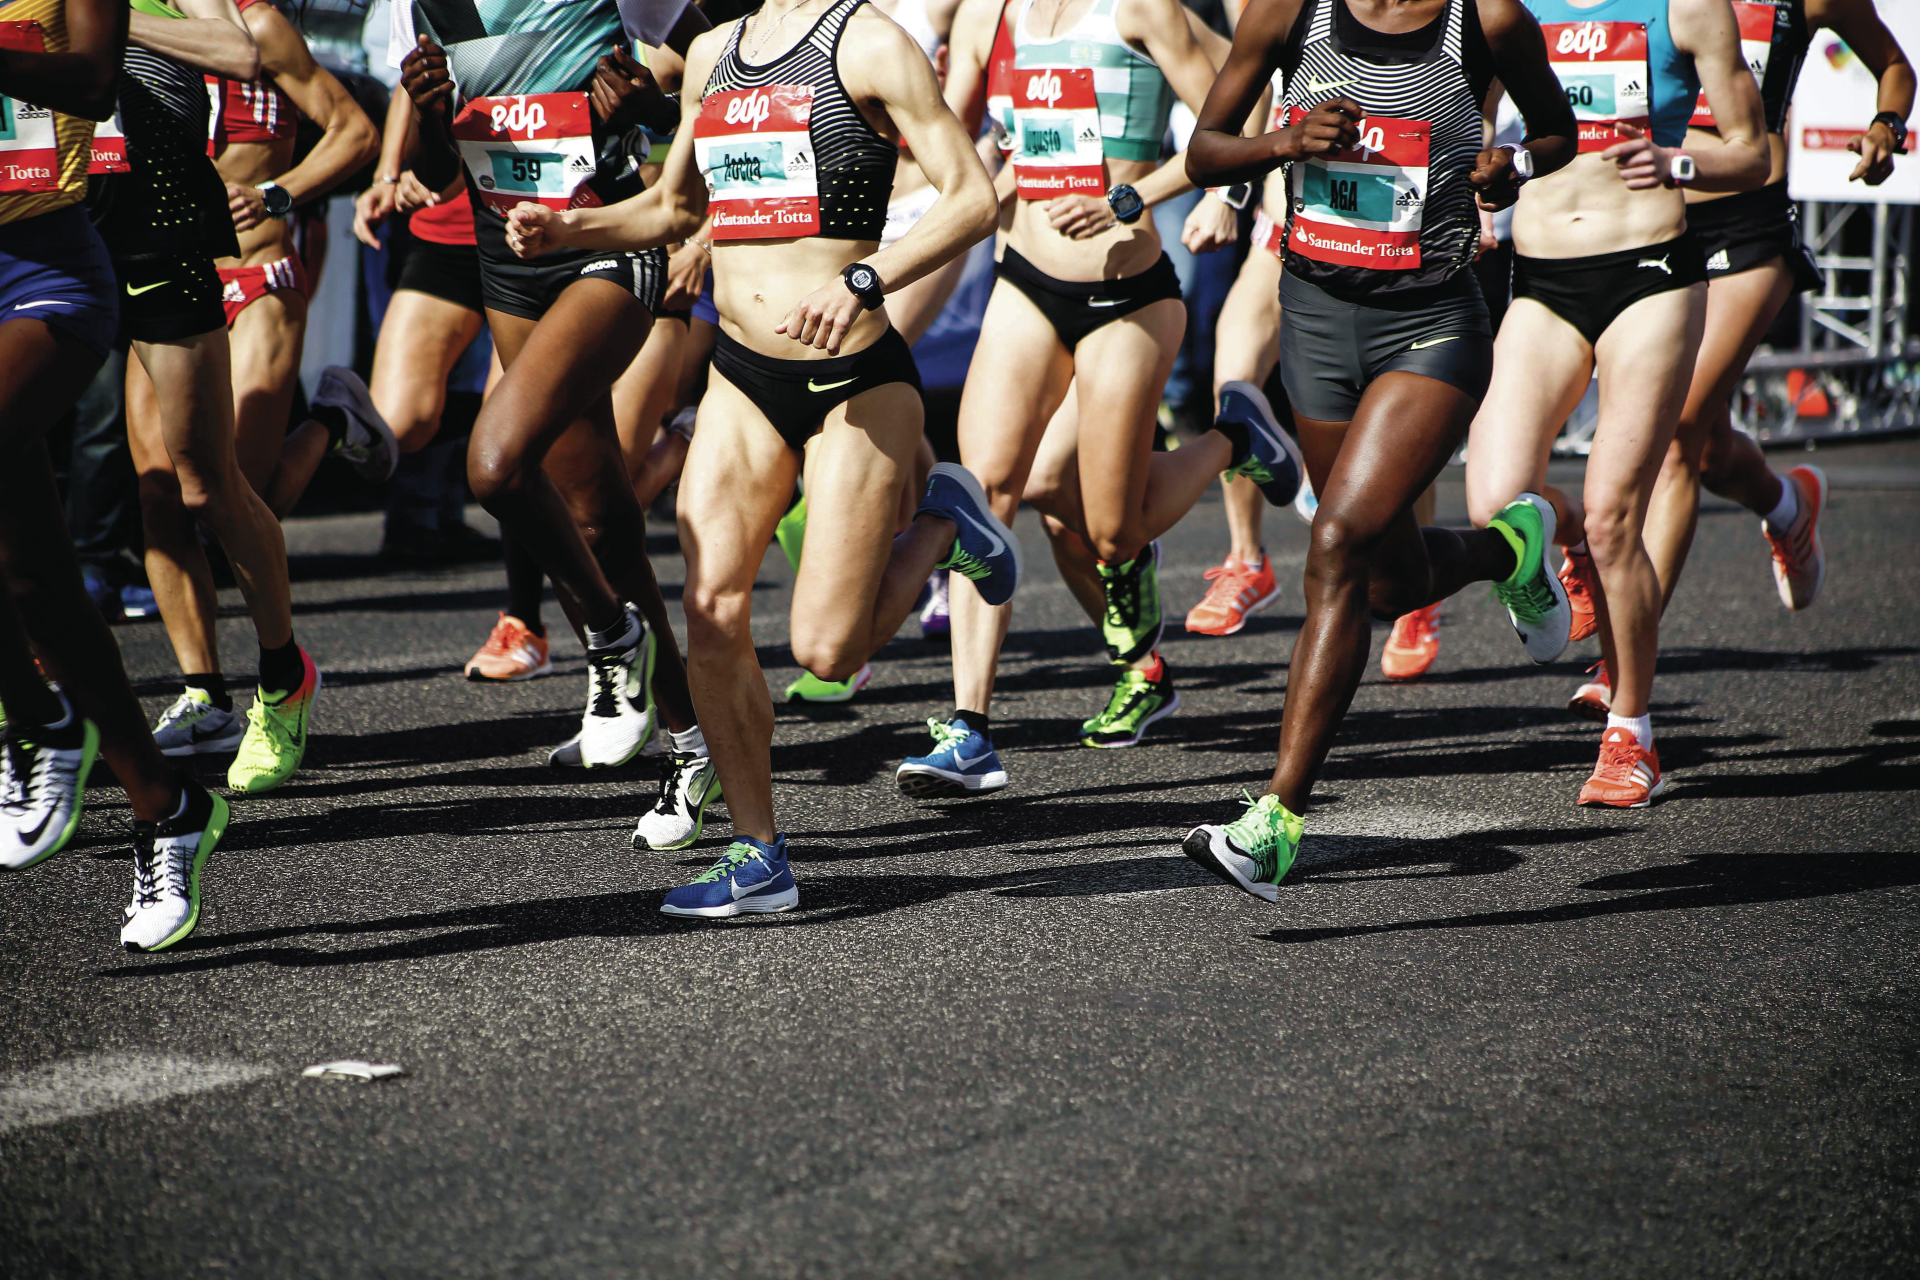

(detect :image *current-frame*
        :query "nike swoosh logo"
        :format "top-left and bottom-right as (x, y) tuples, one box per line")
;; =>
(11, 300), (72, 310)
(1086, 298), (1123, 308)
(1409, 336), (1459, 350)
(1302, 77), (1364, 96)
(953, 506), (1009, 560)
(808, 377), (856, 392)
(126, 281), (171, 296)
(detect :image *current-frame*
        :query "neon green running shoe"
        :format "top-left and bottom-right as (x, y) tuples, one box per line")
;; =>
(1487, 493), (1570, 664)
(1182, 792), (1304, 902)
(1094, 540), (1163, 665)
(1081, 659), (1179, 747)
(227, 648), (320, 794)
(775, 494), (807, 572)
(784, 663), (871, 703)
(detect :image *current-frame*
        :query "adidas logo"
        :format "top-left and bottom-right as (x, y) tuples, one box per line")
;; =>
(1395, 187), (1421, 207)
(1707, 249), (1730, 270)
(1624, 79), (1644, 95)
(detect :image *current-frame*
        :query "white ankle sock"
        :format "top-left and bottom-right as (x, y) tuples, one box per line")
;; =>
(1764, 476), (1798, 528)
(1606, 712), (1652, 749)
(669, 725), (707, 756)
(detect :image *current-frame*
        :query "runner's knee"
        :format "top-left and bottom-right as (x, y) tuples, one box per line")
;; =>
(1581, 495), (1641, 567)
(685, 580), (752, 648)
(788, 630), (864, 684)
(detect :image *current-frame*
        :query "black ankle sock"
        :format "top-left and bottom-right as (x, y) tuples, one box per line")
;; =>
(312, 404), (350, 449)
(501, 531), (548, 631)
(258, 639), (304, 696)
(1215, 417), (1252, 468)
(183, 672), (232, 712)
(952, 708), (990, 740)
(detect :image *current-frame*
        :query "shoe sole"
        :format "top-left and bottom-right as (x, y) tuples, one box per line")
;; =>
(1083, 692), (1181, 748)
(786, 665), (873, 704)
(159, 727), (247, 757)
(466, 657), (554, 682)
(227, 667), (321, 794)
(1567, 688), (1612, 722)
(660, 885), (799, 918)
(128, 793), (228, 952)
(1381, 647), (1438, 681)
(3, 724), (99, 870)
(1181, 825), (1280, 903)
(1501, 502), (1572, 664)
(1578, 775), (1666, 809)
(1187, 582), (1282, 637)
(1219, 381), (1306, 507)
(896, 766), (1008, 798)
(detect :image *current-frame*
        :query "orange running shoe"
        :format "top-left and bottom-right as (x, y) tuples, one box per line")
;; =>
(1380, 602), (1442, 679)
(1578, 727), (1664, 807)
(465, 613), (553, 682)
(1568, 660), (1611, 721)
(1558, 544), (1599, 642)
(1185, 555), (1281, 636)
(1761, 465), (1827, 611)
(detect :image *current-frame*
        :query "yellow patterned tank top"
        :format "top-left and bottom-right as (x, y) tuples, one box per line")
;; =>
(0, 0), (99, 225)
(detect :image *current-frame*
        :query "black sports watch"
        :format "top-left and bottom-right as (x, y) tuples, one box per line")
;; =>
(1871, 111), (1909, 155)
(256, 181), (293, 220)
(1107, 183), (1144, 225)
(842, 262), (884, 311)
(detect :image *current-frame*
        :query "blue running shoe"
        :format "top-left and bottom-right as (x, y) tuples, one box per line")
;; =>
(917, 463), (1021, 607)
(896, 717), (1009, 798)
(660, 834), (799, 918)
(1218, 380), (1305, 509)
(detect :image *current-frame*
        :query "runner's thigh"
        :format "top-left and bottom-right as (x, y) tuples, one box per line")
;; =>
(1590, 284), (1706, 520)
(1465, 297), (1592, 526)
(956, 282), (1074, 495)
(1071, 298), (1184, 545)
(227, 290), (306, 487)
(677, 373), (801, 617)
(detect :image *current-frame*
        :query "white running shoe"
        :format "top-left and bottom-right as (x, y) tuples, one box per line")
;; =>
(633, 751), (722, 851)
(0, 704), (100, 871)
(314, 366), (399, 483)
(152, 688), (245, 756)
(121, 781), (229, 952)
(576, 606), (657, 767)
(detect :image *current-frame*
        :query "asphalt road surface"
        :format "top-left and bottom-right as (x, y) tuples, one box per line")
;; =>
(4, 438), (1917, 1277)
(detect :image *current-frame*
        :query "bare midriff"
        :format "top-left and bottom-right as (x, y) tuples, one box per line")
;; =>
(1511, 151), (1688, 259)
(1005, 153), (1165, 281)
(212, 135), (299, 269)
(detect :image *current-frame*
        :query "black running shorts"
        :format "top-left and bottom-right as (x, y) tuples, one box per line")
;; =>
(115, 252), (226, 343)
(1511, 232), (1707, 348)
(710, 326), (922, 451)
(1687, 181), (1821, 292)
(474, 213), (666, 322)
(396, 237), (484, 313)
(1278, 269), (1493, 422)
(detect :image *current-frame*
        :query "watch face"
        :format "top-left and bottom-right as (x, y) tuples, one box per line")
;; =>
(849, 266), (875, 292)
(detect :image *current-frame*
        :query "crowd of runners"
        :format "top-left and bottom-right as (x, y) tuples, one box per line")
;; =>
(0, 0), (1908, 942)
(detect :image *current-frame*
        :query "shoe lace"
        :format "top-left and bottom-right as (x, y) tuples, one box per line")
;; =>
(480, 616), (521, 657)
(1197, 563), (1252, 609)
(926, 717), (970, 751)
(689, 841), (757, 885)
(1764, 508), (1814, 574)
(1103, 559), (1142, 632)
(1092, 669), (1151, 726)
(1585, 660), (1609, 686)
(1592, 734), (1641, 782)
(654, 752), (702, 815)
(155, 691), (204, 732)
(1498, 562), (1558, 621)
(588, 653), (624, 718)
(944, 548), (988, 581)
(1221, 791), (1286, 874)
(0, 737), (25, 809)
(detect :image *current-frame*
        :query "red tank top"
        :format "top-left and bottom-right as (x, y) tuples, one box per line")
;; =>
(209, 0), (297, 147)
(409, 189), (477, 246)
(984, 0), (1016, 149)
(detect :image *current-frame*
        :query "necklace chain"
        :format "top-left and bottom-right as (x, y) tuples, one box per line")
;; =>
(744, 1), (808, 61)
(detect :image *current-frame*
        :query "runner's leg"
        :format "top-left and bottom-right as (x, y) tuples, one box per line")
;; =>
(224, 289), (309, 515)
(370, 288), (486, 454)
(1645, 259), (1793, 606)
(127, 356), (222, 678)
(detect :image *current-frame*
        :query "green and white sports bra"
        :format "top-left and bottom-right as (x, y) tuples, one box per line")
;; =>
(1010, 0), (1174, 164)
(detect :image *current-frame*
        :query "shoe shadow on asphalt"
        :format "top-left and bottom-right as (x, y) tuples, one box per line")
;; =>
(1414, 644), (1920, 689)
(1261, 851), (1920, 945)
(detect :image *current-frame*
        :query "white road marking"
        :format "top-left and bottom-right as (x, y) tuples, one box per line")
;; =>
(0, 1053), (275, 1134)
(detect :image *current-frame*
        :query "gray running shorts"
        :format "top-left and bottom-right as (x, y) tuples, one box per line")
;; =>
(1279, 269), (1493, 422)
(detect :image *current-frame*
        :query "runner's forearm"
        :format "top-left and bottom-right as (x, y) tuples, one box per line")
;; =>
(859, 185), (996, 296)
(273, 118), (379, 206)
(556, 185), (706, 252)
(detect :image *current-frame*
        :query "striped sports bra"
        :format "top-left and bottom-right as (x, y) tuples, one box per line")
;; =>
(1011, 0), (1172, 163)
(210, 0), (297, 146)
(699, 0), (897, 241)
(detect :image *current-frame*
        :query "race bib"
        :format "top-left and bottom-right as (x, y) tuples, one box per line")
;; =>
(452, 93), (600, 216)
(1286, 111), (1429, 270)
(1010, 67), (1104, 199)
(87, 113), (128, 176)
(693, 84), (819, 241)
(0, 23), (61, 194)
(1691, 2), (1773, 130)
(1543, 21), (1651, 153)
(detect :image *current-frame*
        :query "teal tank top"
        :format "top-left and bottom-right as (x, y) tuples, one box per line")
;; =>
(1010, 0), (1174, 163)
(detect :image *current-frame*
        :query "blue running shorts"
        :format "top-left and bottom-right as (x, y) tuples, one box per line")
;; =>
(0, 204), (119, 359)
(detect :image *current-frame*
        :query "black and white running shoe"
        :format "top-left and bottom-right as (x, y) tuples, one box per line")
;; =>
(121, 778), (230, 952)
(0, 697), (100, 871)
(633, 751), (722, 851)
